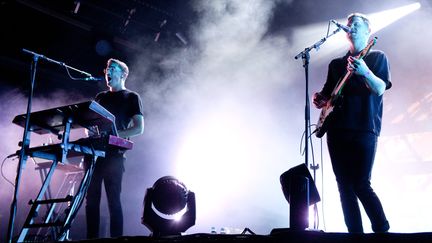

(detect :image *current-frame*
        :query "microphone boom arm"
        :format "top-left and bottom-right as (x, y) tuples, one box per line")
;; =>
(294, 26), (341, 60)
(22, 49), (97, 80)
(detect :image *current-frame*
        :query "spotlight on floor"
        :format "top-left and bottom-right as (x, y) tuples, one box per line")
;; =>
(279, 163), (320, 230)
(142, 176), (196, 236)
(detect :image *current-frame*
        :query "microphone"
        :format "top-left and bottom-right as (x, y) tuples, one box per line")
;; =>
(7, 153), (18, 159)
(331, 20), (352, 33)
(84, 76), (104, 81)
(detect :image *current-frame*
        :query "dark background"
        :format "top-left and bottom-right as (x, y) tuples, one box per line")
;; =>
(0, 0), (198, 97)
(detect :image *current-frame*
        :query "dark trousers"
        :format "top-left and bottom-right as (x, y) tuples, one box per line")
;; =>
(327, 131), (389, 233)
(85, 154), (125, 238)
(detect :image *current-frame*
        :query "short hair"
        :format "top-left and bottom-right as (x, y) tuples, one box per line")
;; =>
(347, 13), (371, 32)
(107, 58), (129, 79)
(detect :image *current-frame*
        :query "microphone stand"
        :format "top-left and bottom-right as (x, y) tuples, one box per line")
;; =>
(6, 49), (96, 243)
(293, 26), (341, 230)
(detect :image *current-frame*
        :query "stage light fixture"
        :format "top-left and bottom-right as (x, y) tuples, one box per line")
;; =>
(280, 163), (320, 230)
(142, 176), (196, 236)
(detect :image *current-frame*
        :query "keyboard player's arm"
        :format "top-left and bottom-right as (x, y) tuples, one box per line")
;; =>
(117, 114), (144, 139)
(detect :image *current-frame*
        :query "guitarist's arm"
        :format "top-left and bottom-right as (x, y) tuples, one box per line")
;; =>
(313, 60), (340, 109)
(347, 56), (386, 96)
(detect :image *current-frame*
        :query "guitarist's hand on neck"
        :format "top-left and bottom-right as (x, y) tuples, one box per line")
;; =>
(348, 55), (386, 96)
(345, 16), (386, 96)
(347, 56), (370, 77)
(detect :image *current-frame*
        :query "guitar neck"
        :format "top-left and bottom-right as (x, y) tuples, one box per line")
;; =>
(329, 37), (377, 98)
(331, 71), (352, 97)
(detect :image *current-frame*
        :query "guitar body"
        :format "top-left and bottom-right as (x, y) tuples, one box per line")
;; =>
(314, 37), (377, 138)
(315, 95), (341, 138)
(315, 101), (333, 138)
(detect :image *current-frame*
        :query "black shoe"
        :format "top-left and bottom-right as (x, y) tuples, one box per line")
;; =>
(372, 220), (390, 233)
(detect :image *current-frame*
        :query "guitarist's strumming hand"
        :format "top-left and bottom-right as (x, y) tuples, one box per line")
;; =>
(312, 92), (328, 109)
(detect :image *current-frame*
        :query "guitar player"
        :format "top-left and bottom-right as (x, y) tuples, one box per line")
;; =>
(312, 13), (392, 233)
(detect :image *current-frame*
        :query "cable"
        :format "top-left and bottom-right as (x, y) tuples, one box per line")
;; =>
(63, 65), (88, 81)
(299, 124), (321, 230)
(308, 124), (327, 232)
(308, 124), (321, 230)
(300, 129), (306, 156)
(326, 20), (331, 38)
(1, 154), (17, 187)
(319, 137), (326, 232)
(241, 227), (256, 235)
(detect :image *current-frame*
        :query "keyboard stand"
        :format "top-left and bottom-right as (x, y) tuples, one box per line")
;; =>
(16, 116), (105, 242)
(34, 162), (84, 240)
(10, 101), (117, 242)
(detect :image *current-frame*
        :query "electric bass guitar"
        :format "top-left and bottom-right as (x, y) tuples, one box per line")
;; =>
(314, 37), (377, 138)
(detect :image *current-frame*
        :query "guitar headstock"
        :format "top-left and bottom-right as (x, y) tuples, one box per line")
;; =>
(359, 36), (378, 59)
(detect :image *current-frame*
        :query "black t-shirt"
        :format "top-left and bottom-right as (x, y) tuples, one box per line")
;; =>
(95, 89), (143, 135)
(320, 50), (392, 136)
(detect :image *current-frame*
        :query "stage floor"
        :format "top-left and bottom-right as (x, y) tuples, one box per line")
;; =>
(67, 230), (432, 243)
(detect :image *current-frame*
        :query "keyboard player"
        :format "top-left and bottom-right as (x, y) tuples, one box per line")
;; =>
(84, 58), (144, 239)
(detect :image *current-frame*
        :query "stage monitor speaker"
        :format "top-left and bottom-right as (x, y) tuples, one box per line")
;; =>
(280, 163), (320, 205)
(280, 163), (321, 230)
